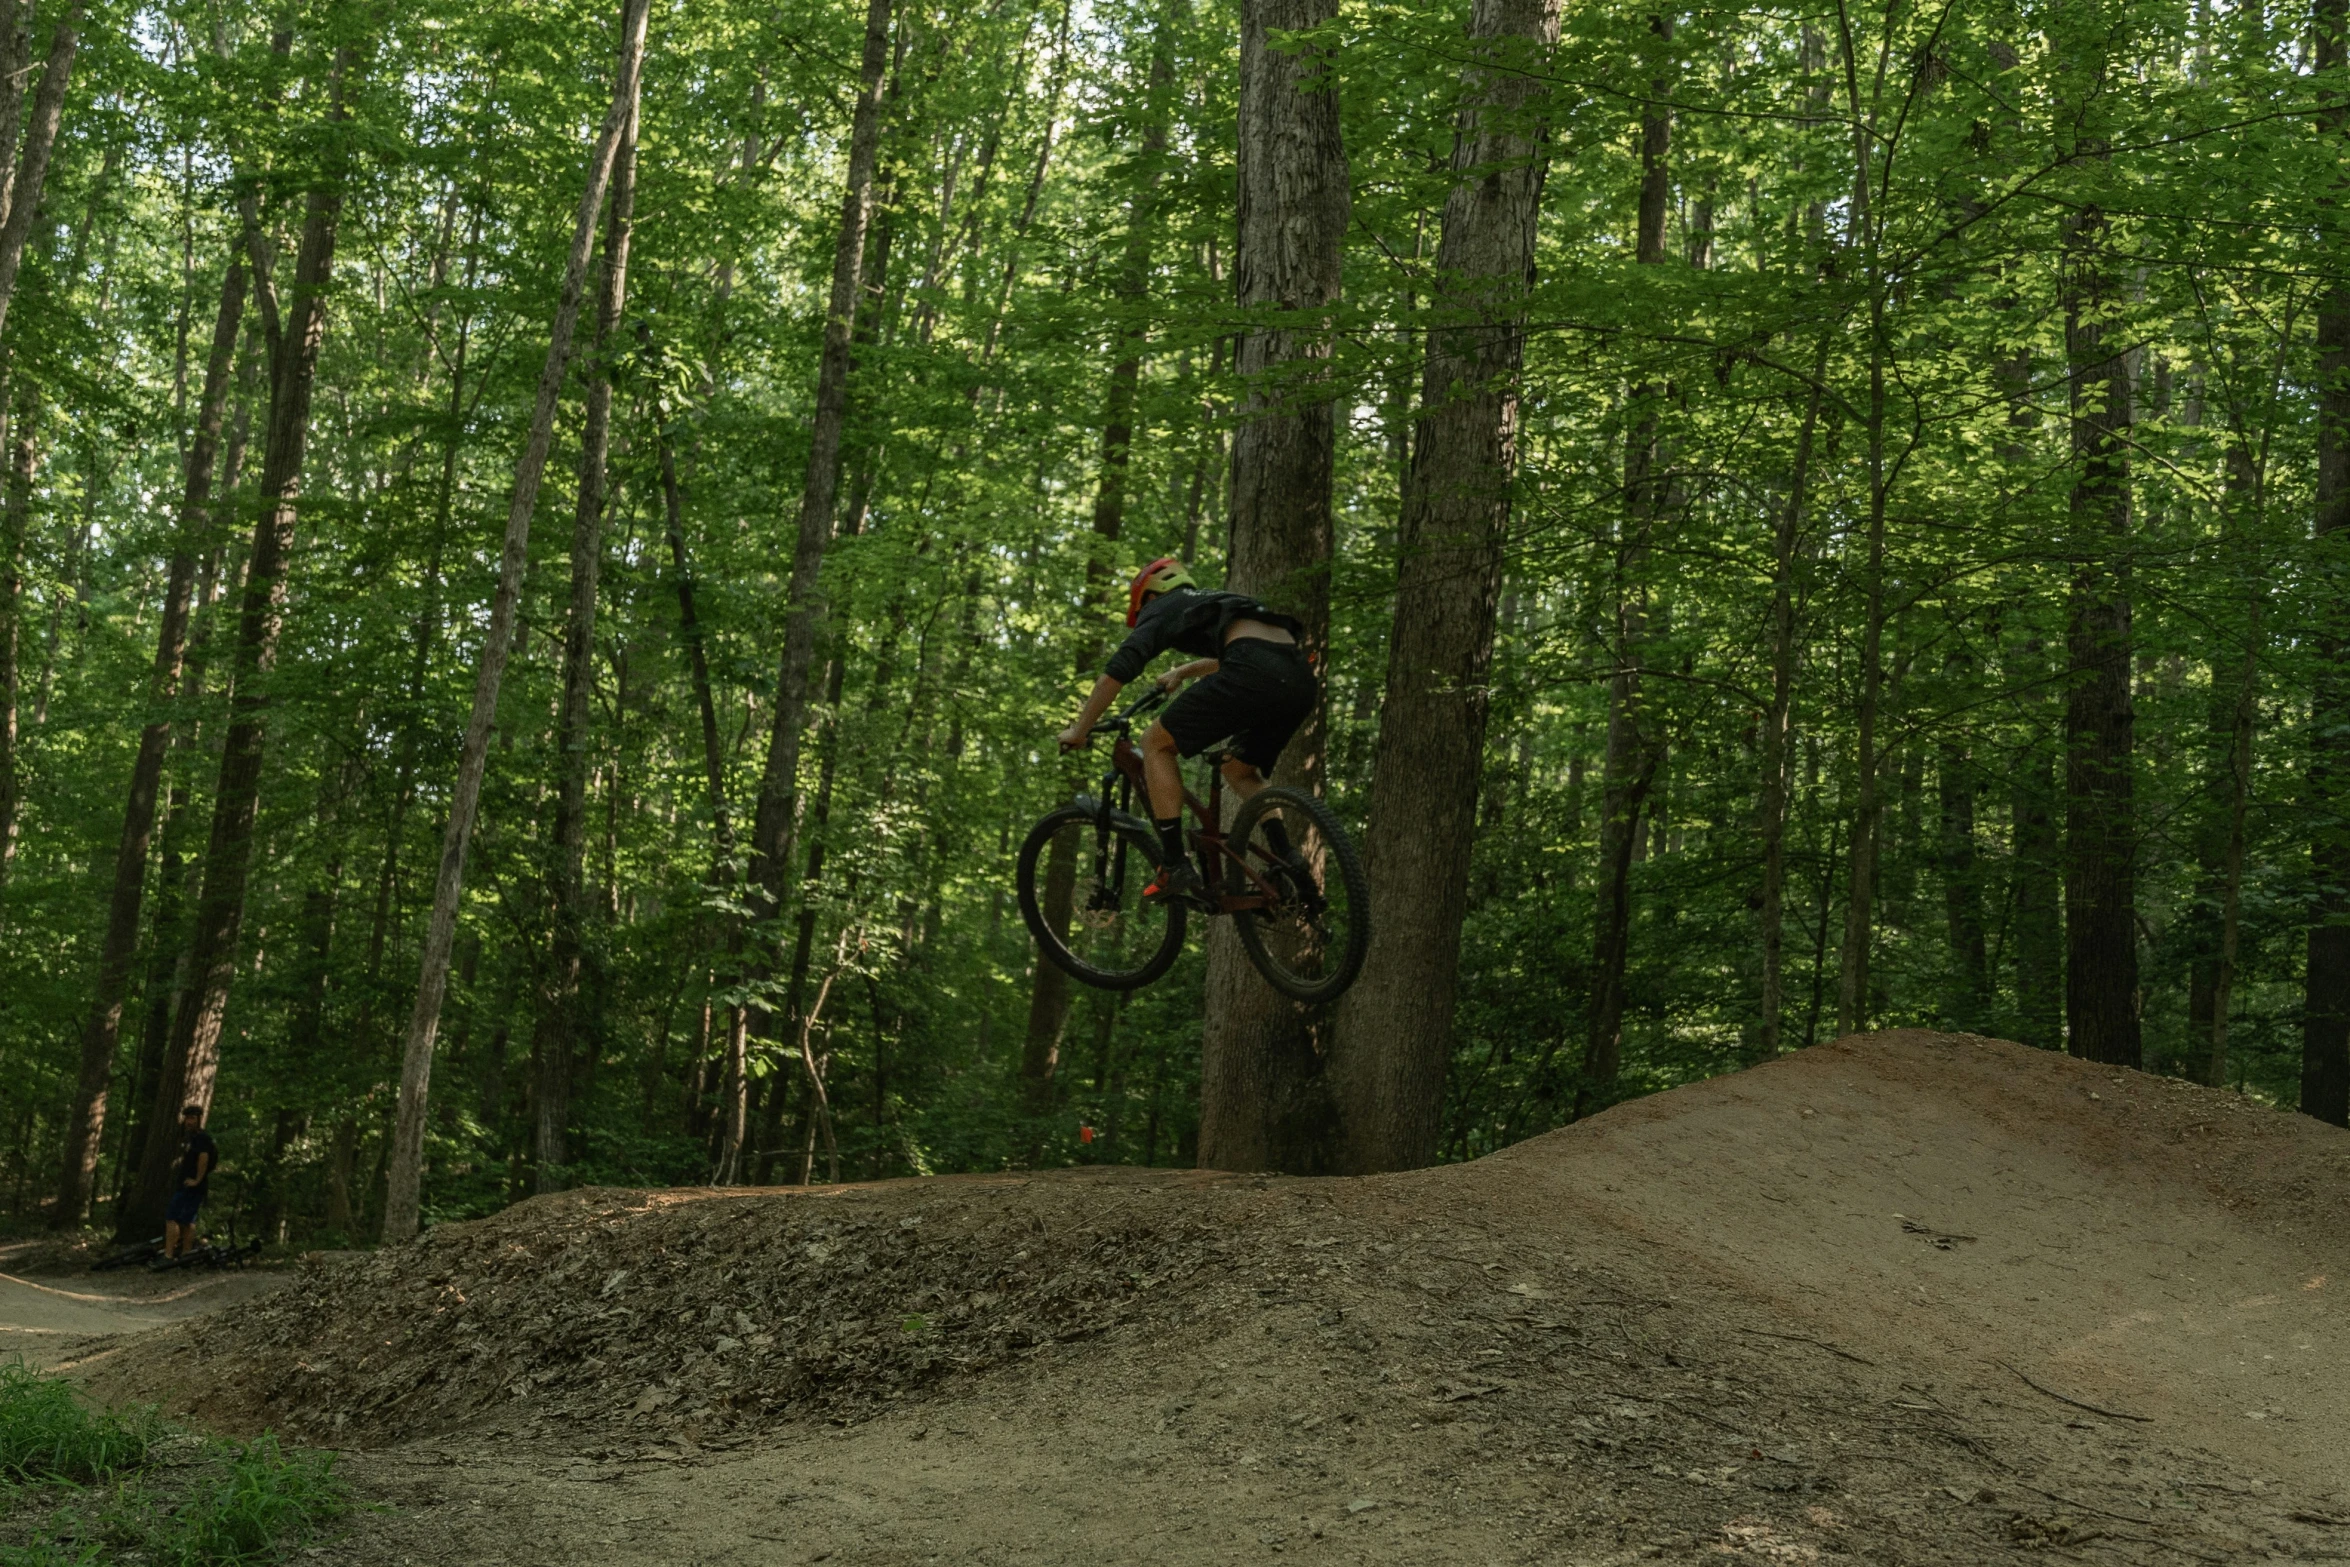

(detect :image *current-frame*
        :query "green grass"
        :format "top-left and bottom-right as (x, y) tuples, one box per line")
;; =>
(0, 1363), (345, 1565)
(149, 1436), (345, 1567)
(0, 1365), (157, 1486)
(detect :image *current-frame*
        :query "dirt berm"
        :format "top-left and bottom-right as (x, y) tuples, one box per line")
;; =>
(67, 1031), (2350, 1564)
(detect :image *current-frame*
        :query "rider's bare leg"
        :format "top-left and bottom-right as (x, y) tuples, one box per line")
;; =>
(1223, 757), (1301, 868)
(1141, 722), (1186, 819)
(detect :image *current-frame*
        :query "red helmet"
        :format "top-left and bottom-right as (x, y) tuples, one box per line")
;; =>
(1125, 557), (1196, 626)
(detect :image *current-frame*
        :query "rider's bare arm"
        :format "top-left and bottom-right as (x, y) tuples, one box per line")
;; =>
(1059, 674), (1125, 751)
(1158, 658), (1218, 691)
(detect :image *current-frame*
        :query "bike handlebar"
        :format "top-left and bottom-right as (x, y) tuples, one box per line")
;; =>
(1094, 686), (1169, 734)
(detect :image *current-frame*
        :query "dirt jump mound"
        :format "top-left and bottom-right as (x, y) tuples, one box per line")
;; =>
(76, 1032), (2350, 1565)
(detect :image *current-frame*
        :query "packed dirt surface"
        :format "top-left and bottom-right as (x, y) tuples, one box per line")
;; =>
(0, 1240), (284, 1368)
(48, 1031), (2350, 1564)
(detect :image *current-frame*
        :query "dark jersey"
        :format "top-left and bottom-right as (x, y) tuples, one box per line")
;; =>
(1104, 589), (1305, 685)
(180, 1128), (218, 1193)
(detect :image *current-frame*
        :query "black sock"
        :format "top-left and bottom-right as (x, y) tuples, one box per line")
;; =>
(1155, 817), (1187, 872)
(1263, 818), (1295, 861)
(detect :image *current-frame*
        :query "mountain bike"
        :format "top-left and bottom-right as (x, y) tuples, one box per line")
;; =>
(1017, 688), (1370, 1003)
(90, 1236), (163, 1273)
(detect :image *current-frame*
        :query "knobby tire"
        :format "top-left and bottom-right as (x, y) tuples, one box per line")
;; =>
(1016, 804), (1187, 992)
(1227, 785), (1370, 1004)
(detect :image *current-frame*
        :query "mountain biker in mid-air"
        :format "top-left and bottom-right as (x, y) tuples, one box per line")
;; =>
(1057, 557), (1316, 905)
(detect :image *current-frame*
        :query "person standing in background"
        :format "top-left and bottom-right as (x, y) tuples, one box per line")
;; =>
(162, 1105), (216, 1260)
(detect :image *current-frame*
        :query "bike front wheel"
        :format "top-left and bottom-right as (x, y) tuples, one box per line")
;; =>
(1224, 786), (1371, 1004)
(1017, 805), (1187, 992)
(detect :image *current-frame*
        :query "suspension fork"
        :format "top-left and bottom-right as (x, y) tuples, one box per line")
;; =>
(1090, 766), (1120, 890)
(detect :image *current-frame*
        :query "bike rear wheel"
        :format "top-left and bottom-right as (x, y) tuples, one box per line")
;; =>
(1224, 786), (1370, 1004)
(1017, 804), (1187, 991)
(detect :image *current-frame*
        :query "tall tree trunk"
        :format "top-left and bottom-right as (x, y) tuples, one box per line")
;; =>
(0, 0), (83, 346)
(656, 420), (733, 863)
(1576, 28), (1671, 1116)
(1329, 0), (1562, 1173)
(2059, 113), (2140, 1068)
(2208, 603), (2258, 1088)
(1829, 14), (1893, 1040)
(975, 0), (1074, 376)
(1020, 828), (1077, 1116)
(0, 383), (34, 903)
(1020, 16), (1173, 1127)
(2302, 0), (2350, 1123)
(381, 0), (649, 1243)
(533, 89), (639, 1197)
(51, 256), (245, 1228)
(121, 45), (361, 1236)
(2011, 699), (2065, 1049)
(1083, 21), (1171, 588)
(746, 0), (895, 919)
(1938, 754), (1989, 1028)
(1195, 0), (1347, 1173)
(1835, 325), (1891, 1037)
(1757, 361), (1826, 1059)
(2186, 440), (2259, 1083)
(1938, 656), (1989, 1032)
(111, 471), (241, 1230)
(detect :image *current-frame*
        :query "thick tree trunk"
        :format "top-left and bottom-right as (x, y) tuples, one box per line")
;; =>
(2302, 0), (2350, 1124)
(381, 0), (648, 1242)
(534, 91), (639, 1197)
(1329, 0), (1561, 1173)
(122, 47), (361, 1236)
(2060, 203), (2140, 1068)
(746, 0), (895, 918)
(51, 256), (245, 1228)
(1577, 37), (1670, 1117)
(1194, 0), (1347, 1174)
(0, 0), (83, 345)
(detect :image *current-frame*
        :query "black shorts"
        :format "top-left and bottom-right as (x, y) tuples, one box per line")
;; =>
(166, 1187), (205, 1225)
(1159, 638), (1317, 772)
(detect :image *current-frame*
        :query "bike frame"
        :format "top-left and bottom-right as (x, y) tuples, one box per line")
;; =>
(1089, 699), (1282, 915)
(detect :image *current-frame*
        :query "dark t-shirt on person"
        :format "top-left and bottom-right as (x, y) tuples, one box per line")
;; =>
(1103, 588), (1305, 685)
(179, 1129), (217, 1194)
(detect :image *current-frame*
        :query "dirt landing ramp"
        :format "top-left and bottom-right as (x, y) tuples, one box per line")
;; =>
(1469, 1028), (2350, 1497)
(82, 1032), (2350, 1564)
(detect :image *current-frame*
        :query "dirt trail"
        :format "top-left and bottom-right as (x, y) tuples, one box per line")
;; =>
(0, 1251), (282, 1368)
(51, 1032), (2350, 1564)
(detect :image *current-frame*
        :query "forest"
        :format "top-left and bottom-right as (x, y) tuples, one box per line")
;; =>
(0, 0), (2340, 1244)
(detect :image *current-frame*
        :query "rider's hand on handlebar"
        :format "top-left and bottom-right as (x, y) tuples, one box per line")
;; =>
(1057, 723), (1091, 753)
(1155, 670), (1184, 695)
